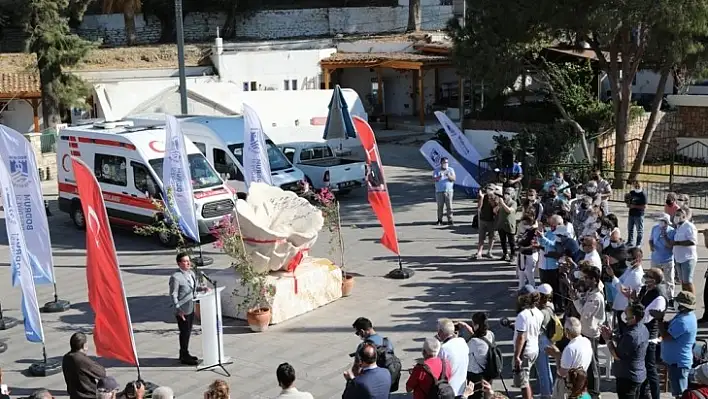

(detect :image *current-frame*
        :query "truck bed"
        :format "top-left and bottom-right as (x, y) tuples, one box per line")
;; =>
(299, 157), (361, 168)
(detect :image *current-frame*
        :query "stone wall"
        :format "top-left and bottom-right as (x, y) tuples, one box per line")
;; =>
(0, 5), (452, 49)
(677, 106), (708, 138)
(25, 133), (57, 181)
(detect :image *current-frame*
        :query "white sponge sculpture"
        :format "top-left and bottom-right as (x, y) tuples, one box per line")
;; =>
(234, 182), (325, 273)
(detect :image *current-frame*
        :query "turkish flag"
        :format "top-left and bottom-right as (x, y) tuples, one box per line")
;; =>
(71, 157), (139, 366)
(352, 116), (400, 255)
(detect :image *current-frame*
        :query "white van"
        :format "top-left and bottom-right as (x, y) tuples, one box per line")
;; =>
(56, 120), (237, 246)
(130, 115), (306, 196)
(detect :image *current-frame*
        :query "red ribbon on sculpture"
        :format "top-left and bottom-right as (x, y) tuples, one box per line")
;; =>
(285, 249), (308, 294)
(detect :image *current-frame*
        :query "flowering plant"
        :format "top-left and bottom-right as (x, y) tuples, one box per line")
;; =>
(211, 215), (275, 313)
(307, 186), (347, 276)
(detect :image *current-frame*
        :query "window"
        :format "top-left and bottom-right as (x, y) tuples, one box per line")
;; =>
(193, 141), (207, 155)
(300, 146), (332, 161)
(250, 81), (258, 91)
(213, 148), (242, 181)
(243, 82), (249, 91)
(131, 162), (158, 197)
(94, 154), (127, 186)
(282, 147), (296, 163)
(149, 153), (222, 190)
(291, 79), (298, 90)
(284, 80), (290, 90)
(228, 139), (292, 172)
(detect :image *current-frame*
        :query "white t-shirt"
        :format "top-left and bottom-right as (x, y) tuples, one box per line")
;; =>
(514, 308), (544, 357)
(560, 335), (593, 371)
(439, 336), (470, 396)
(467, 330), (495, 373)
(673, 221), (698, 263)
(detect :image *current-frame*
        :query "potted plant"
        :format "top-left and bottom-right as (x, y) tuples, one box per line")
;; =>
(134, 189), (204, 319)
(212, 215), (276, 332)
(312, 187), (353, 297)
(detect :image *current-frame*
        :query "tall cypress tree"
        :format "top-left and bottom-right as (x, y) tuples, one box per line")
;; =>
(24, 0), (96, 128)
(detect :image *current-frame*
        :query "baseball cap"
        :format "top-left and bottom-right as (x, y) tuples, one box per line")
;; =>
(657, 213), (671, 223)
(97, 376), (120, 392)
(518, 285), (536, 296)
(538, 283), (553, 295)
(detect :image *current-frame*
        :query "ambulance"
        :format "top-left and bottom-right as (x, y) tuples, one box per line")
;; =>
(56, 120), (236, 246)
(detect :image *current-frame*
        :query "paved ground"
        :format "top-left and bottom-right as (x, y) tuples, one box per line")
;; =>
(0, 143), (707, 398)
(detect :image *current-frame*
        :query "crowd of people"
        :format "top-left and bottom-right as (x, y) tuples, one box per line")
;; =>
(433, 160), (707, 399)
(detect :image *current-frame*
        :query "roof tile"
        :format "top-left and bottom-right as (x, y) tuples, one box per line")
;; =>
(0, 73), (41, 97)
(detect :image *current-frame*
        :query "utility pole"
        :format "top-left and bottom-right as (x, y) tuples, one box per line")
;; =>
(175, 0), (188, 114)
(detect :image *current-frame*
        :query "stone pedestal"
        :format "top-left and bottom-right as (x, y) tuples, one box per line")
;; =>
(213, 257), (343, 324)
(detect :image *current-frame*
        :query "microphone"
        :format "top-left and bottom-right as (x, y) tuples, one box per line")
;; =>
(199, 270), (214, 285)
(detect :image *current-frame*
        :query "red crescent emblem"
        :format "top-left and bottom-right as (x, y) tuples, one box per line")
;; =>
(149, 140), (165, 153)
(62, 154), (71, 173)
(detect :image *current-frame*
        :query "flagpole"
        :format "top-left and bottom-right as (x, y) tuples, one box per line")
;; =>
(191, 244), (213, 267)
(28, 343), (61, 377)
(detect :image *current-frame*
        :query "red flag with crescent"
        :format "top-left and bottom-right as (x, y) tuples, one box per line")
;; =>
(71, 157), (139, 366)
(352, 116), (400, 255)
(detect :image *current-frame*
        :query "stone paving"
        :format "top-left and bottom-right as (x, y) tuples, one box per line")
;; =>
(0, 143), (706, 398)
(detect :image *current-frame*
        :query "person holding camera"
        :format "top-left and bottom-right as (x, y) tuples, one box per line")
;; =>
(570, 266), (605, 399)
(516, 213), (539, 289)
(473, 185), (498, 260)
(545, 317), (593, 398)
(495, 187), (518, 263)
(606, 247), (644, 334)
(456, 312), (495, 399)
(512, 285), (544, 399)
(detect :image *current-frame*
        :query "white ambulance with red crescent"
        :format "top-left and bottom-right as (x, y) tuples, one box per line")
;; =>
(56, 120), (236, 246)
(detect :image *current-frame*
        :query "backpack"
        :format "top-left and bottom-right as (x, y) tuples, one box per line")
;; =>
(542, 307), (564, 343)
(421, 360), (456, 399)
(479, 336), (504, 381)
(367, 338), (402, 392)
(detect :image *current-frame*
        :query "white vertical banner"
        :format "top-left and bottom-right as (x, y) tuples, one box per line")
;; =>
(0, 124), (54, 286)
(0, 160), (45, 343)
(242, 103), (272, 189)
(163, 115), (200, 243)
(434, 111), (483, 165)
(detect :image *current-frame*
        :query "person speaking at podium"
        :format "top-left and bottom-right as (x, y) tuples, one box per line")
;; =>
(169, 252), (208, 366)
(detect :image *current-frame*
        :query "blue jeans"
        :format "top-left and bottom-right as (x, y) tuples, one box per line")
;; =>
(668, 364), (690, 397)
(627, 214), (644, 247)
(536, 334), (554, 397)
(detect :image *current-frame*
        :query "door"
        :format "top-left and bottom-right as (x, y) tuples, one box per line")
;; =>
(129, 161), (160, 225)
(213, 146), (246, 193)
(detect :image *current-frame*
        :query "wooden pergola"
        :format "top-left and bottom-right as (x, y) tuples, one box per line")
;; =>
(320, 52), (454, 126)
(0, 73), (42, 132)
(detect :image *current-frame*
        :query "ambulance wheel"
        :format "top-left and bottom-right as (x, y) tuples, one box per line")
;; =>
(71, 202), (86, 230)
(157, 231), (179, 248)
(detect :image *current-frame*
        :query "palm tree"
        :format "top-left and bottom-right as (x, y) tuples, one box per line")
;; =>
(103, 0), (141, 46)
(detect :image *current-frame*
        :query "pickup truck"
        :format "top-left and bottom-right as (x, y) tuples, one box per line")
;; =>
(279, 141), (366, 194)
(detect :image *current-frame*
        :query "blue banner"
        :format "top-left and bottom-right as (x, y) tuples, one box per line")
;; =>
(0, 165), (45, 343)
(0, 125), (55, 286)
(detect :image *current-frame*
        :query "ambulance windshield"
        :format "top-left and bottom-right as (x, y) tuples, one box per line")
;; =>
(149, 153), (223, 190)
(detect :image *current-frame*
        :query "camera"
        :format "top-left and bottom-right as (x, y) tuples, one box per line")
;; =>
(500, 317), (515, 329)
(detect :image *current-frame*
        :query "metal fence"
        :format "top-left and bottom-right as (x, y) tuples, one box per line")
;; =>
(479, 139), (708, 209)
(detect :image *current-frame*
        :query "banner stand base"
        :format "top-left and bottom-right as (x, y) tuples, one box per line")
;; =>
(0, 342), (7, 354)
(0, 317), (20, 330)
(28, 360), (62, 377)
(192, 256), (214, 267)
(385, 267), (414, 280)
(42, 299), (71, 313)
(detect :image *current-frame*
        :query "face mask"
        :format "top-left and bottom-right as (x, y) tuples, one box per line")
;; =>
(633, 188), (642, 193)
(554, 178), (562, 184)
(544, 227), (551, 233)
(601, 229), (609, 236)
(611, 241), (621, 248)
(674, 216), (684, 225)
(504, 194), (511, 200)
(659, 221), (668, 228)
(574, 270), (582, 279)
